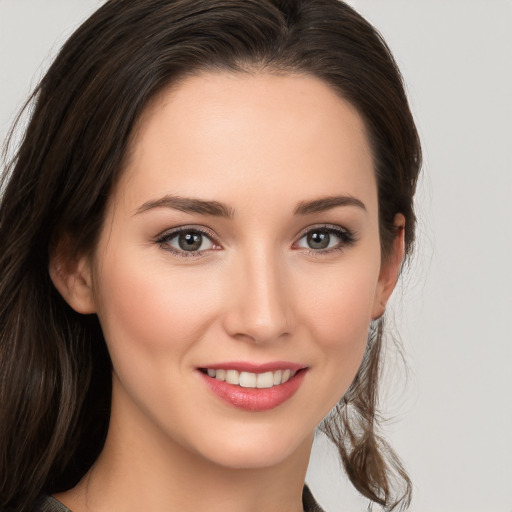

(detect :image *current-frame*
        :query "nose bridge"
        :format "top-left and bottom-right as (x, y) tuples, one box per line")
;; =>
(224, 243), (291, 343)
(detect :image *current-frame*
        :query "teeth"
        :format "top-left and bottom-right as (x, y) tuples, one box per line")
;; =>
(239, 371), (256, 388)
(225, 369), (240, 385)
(205, 368), (297, 388)
(256, 371), (274, 389)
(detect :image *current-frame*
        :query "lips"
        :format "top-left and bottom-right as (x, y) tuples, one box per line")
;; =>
(198, 362), (308, 412)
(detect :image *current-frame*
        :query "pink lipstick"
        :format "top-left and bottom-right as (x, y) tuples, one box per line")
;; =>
(198, 361), (308, 412)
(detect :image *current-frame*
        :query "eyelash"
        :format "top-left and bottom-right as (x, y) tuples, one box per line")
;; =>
(294, 224), (358, 255)
(155, 226), (220, 258)
(155, 224), (357, 258)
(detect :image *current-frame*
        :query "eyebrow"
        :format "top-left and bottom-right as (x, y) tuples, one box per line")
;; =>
(135, 195), (234, 218)
(135, 194), (366, 218)
(294, 195), (367, 215)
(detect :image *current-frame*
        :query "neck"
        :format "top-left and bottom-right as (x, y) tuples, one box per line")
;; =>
(55, 379), (313, 512)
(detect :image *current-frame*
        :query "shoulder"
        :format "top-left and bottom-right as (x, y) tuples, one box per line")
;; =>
(33, 496), (73, 512)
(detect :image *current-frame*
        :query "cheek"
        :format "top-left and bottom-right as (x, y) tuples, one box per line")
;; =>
(295, 256), (380, 396)
(299, 262), (379, 347)
(94, 251), (222, 361)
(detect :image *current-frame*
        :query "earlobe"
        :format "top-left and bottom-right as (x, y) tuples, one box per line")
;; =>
(49, 237), (96, 315)
(371, 214), (406, 320)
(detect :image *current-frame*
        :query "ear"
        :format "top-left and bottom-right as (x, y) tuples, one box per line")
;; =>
(49, 235), (97, 314)
(371, 214), (406, 320)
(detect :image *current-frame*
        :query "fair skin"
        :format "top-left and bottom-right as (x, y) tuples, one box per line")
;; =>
(51, 72), (404, 512)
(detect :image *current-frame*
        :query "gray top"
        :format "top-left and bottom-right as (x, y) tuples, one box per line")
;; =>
(36, 496), (72, 512)
(36, 485), (325, 512)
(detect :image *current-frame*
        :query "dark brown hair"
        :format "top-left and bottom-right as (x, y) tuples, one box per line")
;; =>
(0, 1), (421, 510)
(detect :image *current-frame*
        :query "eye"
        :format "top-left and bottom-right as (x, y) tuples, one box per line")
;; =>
(295, 225), (356, 252)
(156, 228), (218, 256)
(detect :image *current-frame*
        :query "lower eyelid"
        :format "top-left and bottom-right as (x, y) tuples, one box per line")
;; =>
(172, 235), (213, 251)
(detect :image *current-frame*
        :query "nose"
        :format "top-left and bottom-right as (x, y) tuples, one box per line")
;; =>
(222, 247), (293, 344)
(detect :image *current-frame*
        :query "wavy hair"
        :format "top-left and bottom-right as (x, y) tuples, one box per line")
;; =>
(0, 1), (421, 510)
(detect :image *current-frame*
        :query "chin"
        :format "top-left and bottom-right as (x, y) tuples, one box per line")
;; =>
(185, 425), (314, 471)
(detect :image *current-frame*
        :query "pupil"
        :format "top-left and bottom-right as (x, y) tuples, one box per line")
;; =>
(179, 232), (202, 251)
(307, 231), (330, 250)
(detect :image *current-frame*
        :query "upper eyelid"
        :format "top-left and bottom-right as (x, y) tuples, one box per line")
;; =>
(294, 223), (353, 239)
(155, 225), (219, 243)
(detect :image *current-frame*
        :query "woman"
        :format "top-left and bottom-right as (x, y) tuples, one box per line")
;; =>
(0, 1), (421, 511)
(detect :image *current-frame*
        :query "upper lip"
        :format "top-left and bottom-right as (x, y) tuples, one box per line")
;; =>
(198, 361), (307, 373)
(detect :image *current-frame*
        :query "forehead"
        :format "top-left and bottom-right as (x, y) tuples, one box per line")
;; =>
(119, 71), (377, 214)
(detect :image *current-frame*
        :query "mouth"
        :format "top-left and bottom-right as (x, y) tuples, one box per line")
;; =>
(199, 368), (298, 389)
(198, 363), (308, 412)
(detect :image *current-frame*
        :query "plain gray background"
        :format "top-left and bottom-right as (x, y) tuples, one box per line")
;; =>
(1, 1), (511, 511)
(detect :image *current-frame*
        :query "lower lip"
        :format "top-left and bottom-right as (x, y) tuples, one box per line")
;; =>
(199, 370), (307, 412)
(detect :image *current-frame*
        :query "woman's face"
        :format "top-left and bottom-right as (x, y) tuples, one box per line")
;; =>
(77, 72), (400, 469)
